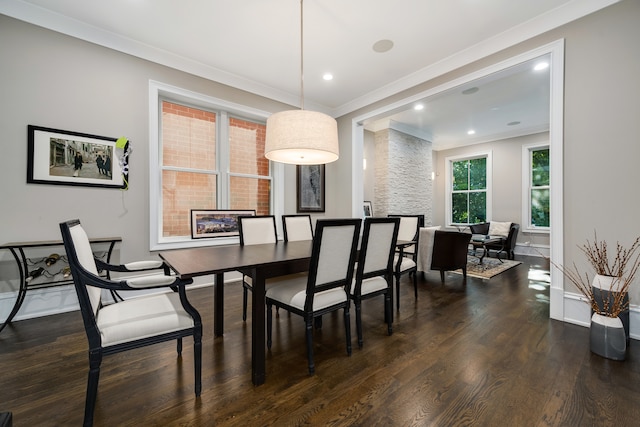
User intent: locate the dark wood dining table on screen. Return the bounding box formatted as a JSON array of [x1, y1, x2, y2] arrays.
[[158, 240, 312, 386]]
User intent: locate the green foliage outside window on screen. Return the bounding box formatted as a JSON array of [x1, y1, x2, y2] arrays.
[[451, 157, 486, 224], [531, 148, 550, 227]]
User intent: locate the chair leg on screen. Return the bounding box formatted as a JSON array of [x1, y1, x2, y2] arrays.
[[242, 287, 248, 321], [344, 306, 352, 356], [413, 271, 418, 299], [355, 299, 363, 348], [267, 303, 273, 349], [177, 337, 183, 355], [440, 270, 445, 283], [84, 349, 102, 427], [305, 318, 315, 375], [384, 293, 393, 336], [395, 274, 401, 311], [314, 316, 323, 329], [194, 330, 202, 397]]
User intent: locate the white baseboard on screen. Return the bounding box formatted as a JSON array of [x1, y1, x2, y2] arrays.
[[0, 271, 241, 324], [515, 243, 549, 257], [562, 290, 640, 340], [0, 284, 80, 323]]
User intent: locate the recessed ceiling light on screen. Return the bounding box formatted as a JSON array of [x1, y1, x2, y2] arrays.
[[323, 73, 333, 81], [507, 121, 521, 126], [467, 130, 476, 135], [372, 39, 394, 53], [414, 104, 424, 111], [462, 87, 479, 95], [534, 62, 549, 71]]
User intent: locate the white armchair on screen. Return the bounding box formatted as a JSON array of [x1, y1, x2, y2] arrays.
[[59, 219, 202, 427]]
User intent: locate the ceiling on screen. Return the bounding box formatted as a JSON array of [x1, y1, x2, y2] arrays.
[[1, 0, 619, 148], [364, 54, 552, 150]]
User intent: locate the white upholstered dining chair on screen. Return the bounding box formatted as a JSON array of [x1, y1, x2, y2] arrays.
[[238, 215, 278, 321], [388, 214, 424, 310], [59, 219, 202, 427], [265, 218, 361, 375], [282, 214, 313, 242], [350, 217, 400, 348]]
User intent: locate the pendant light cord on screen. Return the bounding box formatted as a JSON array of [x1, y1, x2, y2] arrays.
[[300, 0, 304, 110]]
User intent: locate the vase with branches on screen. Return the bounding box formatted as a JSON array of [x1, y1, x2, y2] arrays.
[[553, 232, 640, 360], [558, 233, 640, 317]]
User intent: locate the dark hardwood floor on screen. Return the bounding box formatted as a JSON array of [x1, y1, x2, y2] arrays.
[[2, 255, 640, 426]]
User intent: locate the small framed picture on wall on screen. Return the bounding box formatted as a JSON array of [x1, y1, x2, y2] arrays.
[[363, 201, 373, 218], [296, 164, 325, 212]]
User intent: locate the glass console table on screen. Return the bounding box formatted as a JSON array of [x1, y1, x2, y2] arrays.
[[0, 237, 121, 333]]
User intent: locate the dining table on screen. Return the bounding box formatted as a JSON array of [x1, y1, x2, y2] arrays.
[[158, 237, 413, 385], [158, 240, 312, 386]]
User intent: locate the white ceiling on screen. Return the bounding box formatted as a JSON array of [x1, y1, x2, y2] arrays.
[[1, 0, 619, 147]]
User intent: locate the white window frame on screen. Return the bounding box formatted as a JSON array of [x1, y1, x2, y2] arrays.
[[148, 80, 284, 251], [521, 142, 550, 233], [445, 151, 492, 227]]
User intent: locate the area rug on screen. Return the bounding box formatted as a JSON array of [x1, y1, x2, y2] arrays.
[[452, 256, 522, 279]]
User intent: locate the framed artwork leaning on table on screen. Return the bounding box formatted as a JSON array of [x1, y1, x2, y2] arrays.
[[190, 209, 256, 239]]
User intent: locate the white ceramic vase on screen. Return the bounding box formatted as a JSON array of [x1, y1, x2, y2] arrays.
[[591, 274, 630, 341], [590, 312, 626, 360]]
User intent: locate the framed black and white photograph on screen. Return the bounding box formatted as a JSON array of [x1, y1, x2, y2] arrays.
[[363, 201, 373, 217], [297, 164, 325, 213], [27, 125, 125, 189], [190, 209, 256, 239]]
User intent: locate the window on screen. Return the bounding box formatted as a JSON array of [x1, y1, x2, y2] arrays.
[[149, 81, 282, 250], [523, 144, 550, 231], [445, 153, 492, 226]]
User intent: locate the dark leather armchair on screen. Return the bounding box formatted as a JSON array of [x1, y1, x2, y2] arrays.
[[469, 222, 520, 260], [430, 231, 472, 282]]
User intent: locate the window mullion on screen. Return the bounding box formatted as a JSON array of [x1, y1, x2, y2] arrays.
[[219, 111, 229, 208]]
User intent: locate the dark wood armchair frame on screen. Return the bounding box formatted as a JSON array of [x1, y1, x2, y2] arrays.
[[60, 219, 202, 427]]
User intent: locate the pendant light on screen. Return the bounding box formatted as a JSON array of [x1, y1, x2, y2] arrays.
[[264, 0, 339, 165]]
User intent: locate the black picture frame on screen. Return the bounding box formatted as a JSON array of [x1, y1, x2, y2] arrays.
[[27, 125, 125, 189], [296, 164, 325, 213], [190, 209, 256, 239], [363, 201, 373, 217]]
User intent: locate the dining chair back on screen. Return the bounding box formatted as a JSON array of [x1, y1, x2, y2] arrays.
[[238, 215, 278, 321], [350, 217, 400, 347], [388, 214, 424, 311], [60, 219, 202, 427], [238, 215, 278, 245], [388, 214, 424, 254], [265, 218, 361, 375], [282, 214, 313, 242]]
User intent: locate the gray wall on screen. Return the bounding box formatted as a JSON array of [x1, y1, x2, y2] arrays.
[[0, 14, 293, 263]]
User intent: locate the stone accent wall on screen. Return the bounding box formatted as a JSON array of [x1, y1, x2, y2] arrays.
[[374, 128, 433, 224]]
